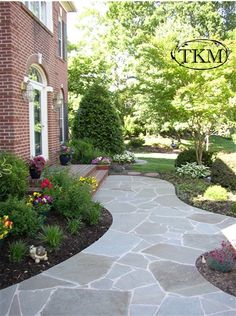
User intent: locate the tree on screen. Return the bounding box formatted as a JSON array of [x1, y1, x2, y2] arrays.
[[73, 83, 124, 155]]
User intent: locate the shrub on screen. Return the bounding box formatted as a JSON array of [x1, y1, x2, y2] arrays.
[[0, 198, 42, 237], [112, 151, 136, 164], [70, 138, 105, 164], [53, 178, 95, 220], [73, 83, 124, 155], [175, 149, 214, 168], [9, 240, 27, 263], [67, 219, 82, 235], [203, 185, 228, 201], [0, 152, 28, 201], [85, 202, 101, 225], [176, 162, 210, 179], [211, 153, 236, 189], [128, 137, 145, 148], [40, 225, 63, 250]]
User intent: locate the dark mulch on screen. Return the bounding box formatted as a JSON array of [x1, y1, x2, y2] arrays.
[[0, 208, 112, 290], [196, 253, 236, 297]]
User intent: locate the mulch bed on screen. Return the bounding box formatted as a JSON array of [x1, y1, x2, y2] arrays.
[[196, 253, 236, 297], [0, 208, 112, 290], [131, 145, 179, 154]]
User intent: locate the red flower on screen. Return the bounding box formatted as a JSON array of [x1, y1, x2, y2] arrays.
[[41, 178, 53, 190]]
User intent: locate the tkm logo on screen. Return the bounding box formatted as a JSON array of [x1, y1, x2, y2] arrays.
[[171, 39, 230, 70]]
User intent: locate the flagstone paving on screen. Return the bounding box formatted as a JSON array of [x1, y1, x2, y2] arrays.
[[1, 175, 236, 315]]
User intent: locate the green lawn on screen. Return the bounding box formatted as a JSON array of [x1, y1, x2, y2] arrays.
[[209, 135, 236, 153], [133, 157, 175, 173]]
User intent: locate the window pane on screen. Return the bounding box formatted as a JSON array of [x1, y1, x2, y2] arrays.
[[41, 1, 47, 24], [30, 1, 40, 19], [33, 90, 42, 156], [28, 67, 42, 83]]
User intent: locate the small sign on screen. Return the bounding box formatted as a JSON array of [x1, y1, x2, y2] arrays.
[[222, 224, 236, 250], [171, 39, 230, 70]]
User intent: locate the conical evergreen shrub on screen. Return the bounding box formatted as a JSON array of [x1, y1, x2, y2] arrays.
[[73, 83, 124, 154]]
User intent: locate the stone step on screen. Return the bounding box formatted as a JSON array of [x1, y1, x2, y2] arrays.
[[90, 169, 109, 191], [67, 164, 97, 177]]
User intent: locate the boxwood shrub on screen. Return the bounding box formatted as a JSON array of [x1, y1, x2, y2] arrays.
[[175, 148, 214, 168], [211, 153, 236, 189]]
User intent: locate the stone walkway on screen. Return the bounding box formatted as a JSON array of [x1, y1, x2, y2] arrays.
[[1, 175, 236, 316]]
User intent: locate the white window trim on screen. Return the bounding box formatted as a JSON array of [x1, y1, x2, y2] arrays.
[[59, 101, 65, 144], [58, 15, 63, 58], [23, 1, 53, 33], [28, 65, 49, 160]]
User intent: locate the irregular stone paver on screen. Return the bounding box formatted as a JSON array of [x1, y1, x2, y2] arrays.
[[130, 304, 158, 316], [19, 289, 52, 315], [188, 213, 225, 224], [118, 253, 149, 269], [143, 243, 202, 264], [132, 284, 165, 305], [156, 296, 203, 315], [135, 222, 167, 235], [150, 260, 217, 296], [2, 175, 236, 316], [0, 285, 17, 316], [41, 289, 130, 316], [9, 295, 21, 316], [19, 274, 75, 290], [183, 233, 225, 251], [45, 253, 115, 285], [114, 269, 156, 290]]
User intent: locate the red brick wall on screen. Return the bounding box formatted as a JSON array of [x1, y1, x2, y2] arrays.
[[0, 1, 68, 163]]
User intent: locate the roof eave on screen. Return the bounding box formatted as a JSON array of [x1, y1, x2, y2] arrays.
[[60, 2, 77, 12]]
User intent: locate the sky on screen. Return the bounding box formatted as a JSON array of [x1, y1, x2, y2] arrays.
[[67, 1, 107, 43]]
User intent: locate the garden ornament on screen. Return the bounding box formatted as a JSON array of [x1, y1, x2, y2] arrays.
[[30, 245, 48, 263]]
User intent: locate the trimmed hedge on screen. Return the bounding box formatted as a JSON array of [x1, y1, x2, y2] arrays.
[[175, 148, 214, 168], [211, 153, 236, 189], [73, 83, 124, 155]]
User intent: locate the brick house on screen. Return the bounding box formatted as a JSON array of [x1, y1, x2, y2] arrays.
[[0, 1, 76, 163]]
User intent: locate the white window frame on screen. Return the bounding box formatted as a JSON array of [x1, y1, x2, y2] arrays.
[[23, 1, 53, 32], [58, 15, 63, 58], [59, 99, 65, 144], [28, 65, 49, 160]]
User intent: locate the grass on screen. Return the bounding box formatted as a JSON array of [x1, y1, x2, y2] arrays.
[[144, 134, 236, 153], [133, 157, 175, 173]]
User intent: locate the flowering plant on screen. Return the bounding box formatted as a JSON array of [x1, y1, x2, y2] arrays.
[[176, 162, 210, 179], [0, 215, 13, 240], [79, 176, 98, 192], [59, 144, 72, 156], [41, 178, 53, 190], [206, 241, 236, 272], [91, 157, 111, 165], [28, 192, 53, 214], [112, 151, 135, 164], [29, 156, 46, 172]]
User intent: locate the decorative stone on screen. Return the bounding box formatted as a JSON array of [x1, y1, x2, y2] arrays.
[[30, 245, 48, 263], [132, 284, 165, 305], [135, 222, 167, 235], [127, 171, 142, 175]]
